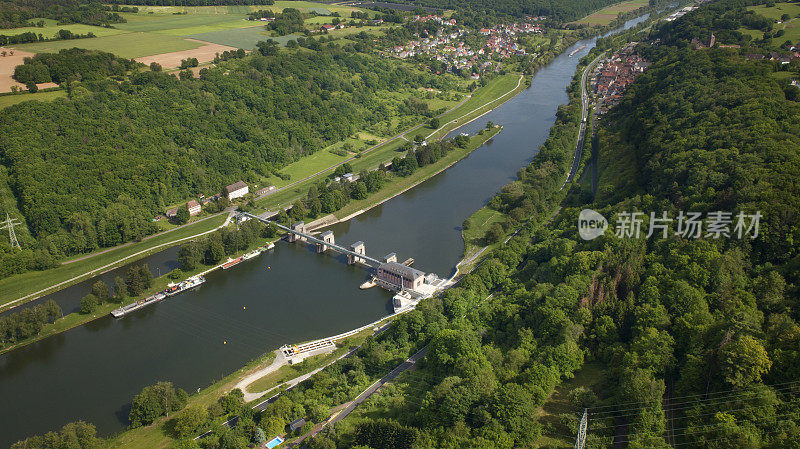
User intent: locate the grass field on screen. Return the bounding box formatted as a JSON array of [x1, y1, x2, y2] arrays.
[[115, 12, 255, 35], [0, 90, 66, 109], [10, 31, 202, 58], [747, 2, 800, 46], [0, 23, 126, 38], [185, 26, 269, 49], [572, 0, 649, 25]]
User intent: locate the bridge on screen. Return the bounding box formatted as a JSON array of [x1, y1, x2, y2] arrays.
[[237, 212, 383, 267]]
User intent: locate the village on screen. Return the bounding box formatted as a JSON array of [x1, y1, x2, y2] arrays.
[[590, 42, 649, 114], [386, 15, 544, 77]]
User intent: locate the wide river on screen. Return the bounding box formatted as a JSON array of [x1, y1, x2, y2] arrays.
[[0, 15, 648, 446]]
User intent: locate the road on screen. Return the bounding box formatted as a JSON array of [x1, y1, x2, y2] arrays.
[[295, 346, 429, 446], [561, 51, 605, 190]]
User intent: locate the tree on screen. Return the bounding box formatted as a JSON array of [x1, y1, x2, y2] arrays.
[[91, 280, 110, 302], [140, 264, 154, 289], [179, 69, 193, 80], [172, 405, 208, 438], [485, 222, 505, 243], [253, 427, 267, 445], [261, 415, 285, 437], [26, 82, 37, 93], [175, 205, 190, 224], [150, 62, 162, 72], [129, 382, 188, 428], [205, 239, 225, 264], [114, 275, 127, 302], [178, 242, 201, 271], [126, 265, 145, 296], [80, 293, 100, 314], [719, 335, 772, 388]]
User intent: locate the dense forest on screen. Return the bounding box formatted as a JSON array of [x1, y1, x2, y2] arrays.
[[393, 0, 654, 23], [0, 0, 125, 28], [0, 43, 460, 279]]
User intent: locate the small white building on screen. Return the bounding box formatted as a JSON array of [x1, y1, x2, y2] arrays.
[[224, 181, 249, 200], [187, 200, 202, 216]]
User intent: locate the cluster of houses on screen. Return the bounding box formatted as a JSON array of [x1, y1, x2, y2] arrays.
[[591, 43, 649, 114], [411, 14, 457, 26], [386, 21, 542, 76], [164, 181, 250, 221]]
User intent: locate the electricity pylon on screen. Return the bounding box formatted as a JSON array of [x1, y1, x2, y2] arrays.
[[575, 409, 588, 449], [0, 213, 21, 249]]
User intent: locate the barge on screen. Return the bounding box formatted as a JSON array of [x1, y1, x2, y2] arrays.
[[111, 275, 206, 318]]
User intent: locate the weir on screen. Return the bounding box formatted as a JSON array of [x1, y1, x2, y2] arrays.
[[238, 212, 383, 267]]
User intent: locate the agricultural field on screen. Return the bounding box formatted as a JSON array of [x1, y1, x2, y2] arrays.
[[571, 0, 649, 26], [0, 90, 66, 109], [3, 1, 371, 64], [8, 32, 202, 59], [0, 22, 126, 39]]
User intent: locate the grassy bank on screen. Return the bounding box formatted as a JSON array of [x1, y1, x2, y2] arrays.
[[106, 351, 278, 449], [334, 125, 503, 220], [0, 214, 228, 308]]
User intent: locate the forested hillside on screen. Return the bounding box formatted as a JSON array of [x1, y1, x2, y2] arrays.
[[393, 0, 651, 22], [0, 45, 459, 278]]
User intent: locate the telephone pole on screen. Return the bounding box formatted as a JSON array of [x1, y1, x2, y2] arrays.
[[0, 213, 21, 249], [575, 409, 588, 449]]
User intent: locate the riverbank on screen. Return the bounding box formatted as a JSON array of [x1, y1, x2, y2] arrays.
[[0, 235, 281, 356], [0, 213, 230, 310], [309, 125, 505, 230]]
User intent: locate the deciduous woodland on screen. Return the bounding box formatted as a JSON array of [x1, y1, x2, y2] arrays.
[[0, 46, 461, 277]]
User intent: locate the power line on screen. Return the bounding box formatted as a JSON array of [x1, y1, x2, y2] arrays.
[[0, 213, 21, 249], [588, 384, 800, 422], [587, 379, 800, 414]]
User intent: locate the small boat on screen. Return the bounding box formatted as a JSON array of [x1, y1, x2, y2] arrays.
[[222, 257, 243, 269], [360, 278, 377, 289]]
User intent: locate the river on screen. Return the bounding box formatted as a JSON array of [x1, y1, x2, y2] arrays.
[[0, 14, 648, 446]]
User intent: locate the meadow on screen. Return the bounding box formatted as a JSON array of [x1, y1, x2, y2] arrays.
[[571, 0, 649, 26], [0, 90, 66, 109]]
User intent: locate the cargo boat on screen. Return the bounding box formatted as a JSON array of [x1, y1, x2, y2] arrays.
[[222, 257, 243, 269], [111, 275, 206, 318], [569, 45, 586, 57]]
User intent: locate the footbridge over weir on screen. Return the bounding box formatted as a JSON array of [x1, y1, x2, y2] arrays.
[[237, 212, 383, 267]]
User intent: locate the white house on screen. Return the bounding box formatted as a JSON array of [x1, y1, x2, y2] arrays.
[[224, 181, 249, 200]]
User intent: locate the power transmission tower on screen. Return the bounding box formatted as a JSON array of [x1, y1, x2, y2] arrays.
[[0, 213, 21, 249], [575, 409, 588, 449]]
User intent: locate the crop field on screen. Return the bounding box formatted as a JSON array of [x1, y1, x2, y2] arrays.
[[0, 23, 126, 39], [115, 12, 255, 35], [186, 26, 270, 49], [9, 32, 202, 58], [571, 0, 649, 25]]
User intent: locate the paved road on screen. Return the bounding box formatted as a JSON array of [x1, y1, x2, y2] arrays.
[[296, 346, 429, 445], [561, 52, 605, 190]]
